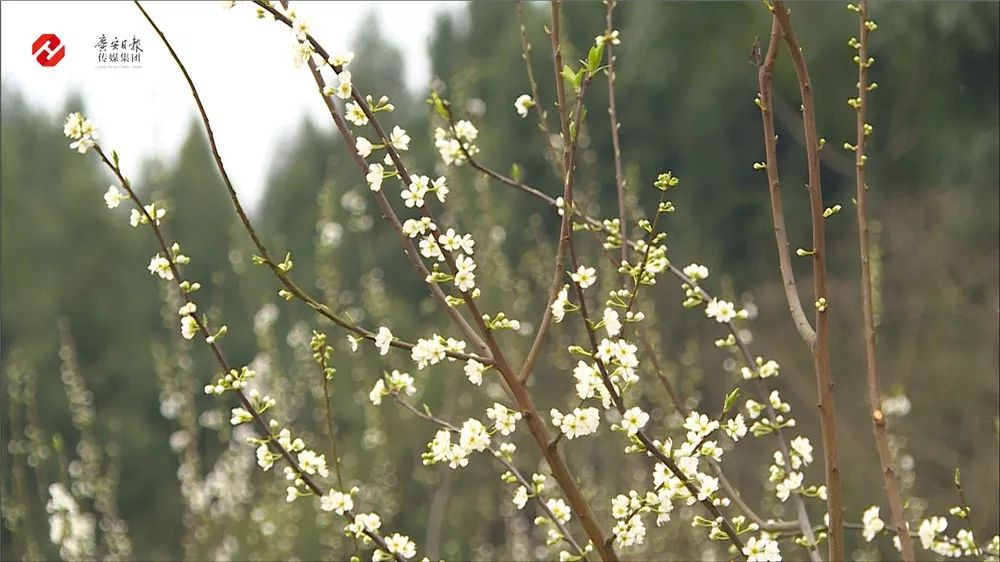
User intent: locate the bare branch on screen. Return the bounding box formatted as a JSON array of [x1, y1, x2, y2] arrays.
[[849, 1, 916, 559]]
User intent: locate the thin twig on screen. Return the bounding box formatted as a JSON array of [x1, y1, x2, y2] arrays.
[[516, 0, 561, 171], [317, 348, 359, 558], [849, 1, 915, 559], [561, 204, 747, 557], [515, 0, 581, 386], [390, 394, 588, 559], [135, 1, 486, 365], [603, 0, 629, 270], [92, 144, 402, 560]]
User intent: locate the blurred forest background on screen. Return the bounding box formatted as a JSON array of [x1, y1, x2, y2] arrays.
[[2, 2, 998, 560]]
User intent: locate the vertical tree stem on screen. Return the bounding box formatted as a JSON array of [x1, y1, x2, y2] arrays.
[[851, 1, 916, 559]]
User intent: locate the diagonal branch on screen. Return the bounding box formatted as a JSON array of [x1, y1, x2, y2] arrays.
[[390, 394, 587, 559], [135, 1, 487, 365], [92, 144, 402, 560]]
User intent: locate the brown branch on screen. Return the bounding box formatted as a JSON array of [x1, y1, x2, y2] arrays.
[[603, 0, 628, 269], [514, 0, 579, 386], [850, 1, 915, 559], [516, 0, 561, 171], [756, 16, 817, 348], [518, 0, 586, 386], [771, 5, 845, 560]]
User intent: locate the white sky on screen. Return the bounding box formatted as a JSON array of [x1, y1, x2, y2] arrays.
[[1, 1, 455, 209]]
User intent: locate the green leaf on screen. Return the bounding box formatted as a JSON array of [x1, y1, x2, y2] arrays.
[[723, 388, 741, 414], [427, 91, 450, 120], [587, 43, 605, 76], [511, 163, 523, 183], [561, 65, 578, 88]]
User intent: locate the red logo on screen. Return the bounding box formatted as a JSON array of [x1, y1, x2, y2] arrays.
[[33, 34, 65, 67]]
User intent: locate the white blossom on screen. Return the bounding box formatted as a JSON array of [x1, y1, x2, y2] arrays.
[[297, 449, 329, 477], [512, 486, 529, 509], [620, 407, 649, 435], [374, 326, 393, 356], [292, 41, 314, 68], [789, 436, 814, 466], [431, 176, 449, 203], [129, 204, 166, 227], [464, 359, 485, 385], [486, 403, 522, 436], [595, 30, 621, 47], [334, 70, 353, 100], [453, 120, 478, 141], [546, 498, 572, 524], [369, 379, 387, 405], [366, 163, 384, 192], [389, 126, 410, 151], [572, 361, 602, 400], [147, 253, 174, 280], [603, 307, 622, 337], [180, 315, 199, 340], [459, 419, 490, 452], [345, 512, 381, 537], [775, 471, 803, 502], [329, 51, 354, 68], [705, 298, 737, 323], [345, 101, 368, 126], [230, 407, 252, 425], [320, 490, 353, 515], [402, 217, 436, 238], [919, 516, 947, 550], [683, 263, 709, 282], [862, 505, 885, 542], [356, 136, 373, 158], [571, 265, 597, 289], [742, 535, 781, 562], [104, 185, 126, 209], [514, 94, 534, 118], [551, 285, 571, 322], [384, 533, 417, 559]]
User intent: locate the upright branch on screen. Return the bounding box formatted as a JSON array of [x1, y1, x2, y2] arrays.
[[848, 1, 916, 559], [516, 0, 561, 169], [602, 0, 628, 268], [517, 0, 587, 384], [755, 18, 816, 348], [764, 4, 846, 559]]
